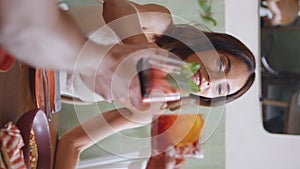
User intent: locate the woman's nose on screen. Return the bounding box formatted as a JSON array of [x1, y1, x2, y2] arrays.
[[200, 72, 210, 90], [200, 71, 226, 90]]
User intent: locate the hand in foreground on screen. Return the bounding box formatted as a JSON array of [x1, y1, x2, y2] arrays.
[[79, 42, 168, 123], [80, 43, 165, 101]]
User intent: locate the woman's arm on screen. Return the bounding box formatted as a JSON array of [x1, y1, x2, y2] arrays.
[[0, 0, 97, 74], [0, 0, 155, 74], [54, 101, 164, 169], [54, 108, 143, 169], [0, 0, 162, 102]]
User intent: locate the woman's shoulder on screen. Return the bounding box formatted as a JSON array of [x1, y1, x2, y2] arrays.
[[133, 3, 173, 35], [132, 2, 170, 14]]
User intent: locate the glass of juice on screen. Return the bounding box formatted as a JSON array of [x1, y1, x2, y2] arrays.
[[150, 114, 205, 160], [136, 55, 200, 103]]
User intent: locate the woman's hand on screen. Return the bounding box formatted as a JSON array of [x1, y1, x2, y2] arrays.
[[146, 152, 186, 169], [80, 43, 168, 105], [89, 44, 151, 101]]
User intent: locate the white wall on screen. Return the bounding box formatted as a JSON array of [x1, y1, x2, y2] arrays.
[[225, 0, 300, 169]]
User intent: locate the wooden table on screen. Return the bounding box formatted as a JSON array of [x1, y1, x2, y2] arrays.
[[0, 62, 59, 169]]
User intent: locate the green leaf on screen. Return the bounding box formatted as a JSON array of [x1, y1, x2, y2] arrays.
[[165, 62, 201, 93], [201, 15, 217, 26], [198, 0, 211, 13], [187, 62, 201, 74], [188, 79, 200, 92]]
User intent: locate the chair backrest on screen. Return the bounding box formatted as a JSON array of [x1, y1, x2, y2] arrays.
[[16, 109, 52, 169], [284, 90, 300, 134], [261, 29, 300, 79]]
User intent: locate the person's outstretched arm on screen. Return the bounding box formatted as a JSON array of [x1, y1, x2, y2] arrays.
[[0, 0, 162, 102], [54, 108, 133, 169], [0, 0, 96, 73], [55, 101, 162, 169], [0, 0, 149, 74]]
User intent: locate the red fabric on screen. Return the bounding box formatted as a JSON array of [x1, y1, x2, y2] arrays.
[[0, 48, 15, 72], [35, 69, 55, 114], [0, 122, 27, 169]]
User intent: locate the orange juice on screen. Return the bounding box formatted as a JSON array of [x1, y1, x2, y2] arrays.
[[151, 114, 204, 158]]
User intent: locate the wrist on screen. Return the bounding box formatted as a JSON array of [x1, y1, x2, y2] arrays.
[[102, 108, 137, 132], [75, 41, 114, 76]]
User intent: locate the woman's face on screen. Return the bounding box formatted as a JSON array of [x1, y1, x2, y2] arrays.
[[184, 50, 250, 98]]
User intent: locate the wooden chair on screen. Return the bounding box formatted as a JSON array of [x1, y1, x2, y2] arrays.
[[260, 52, 300, 133], [284, 90, 300, 134], [260, 26, 300, 126]]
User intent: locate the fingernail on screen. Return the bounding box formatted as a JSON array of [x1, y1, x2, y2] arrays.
[[155, 49, 169, 58]]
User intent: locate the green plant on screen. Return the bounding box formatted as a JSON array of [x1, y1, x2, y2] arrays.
[[198, 0, 217, 26], [166, 62, 201, 93]]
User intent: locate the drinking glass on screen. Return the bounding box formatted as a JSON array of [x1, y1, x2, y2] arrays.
[[150, 114, 205, 160], [136, 55, 200, 103]]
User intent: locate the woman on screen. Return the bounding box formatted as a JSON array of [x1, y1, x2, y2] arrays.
[[55, 0, 255, 168], [64, 0, 255, 107], [115, 1, 255, 108]]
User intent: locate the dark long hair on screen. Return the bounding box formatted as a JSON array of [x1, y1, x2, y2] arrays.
[[155, 24, 256, 108]]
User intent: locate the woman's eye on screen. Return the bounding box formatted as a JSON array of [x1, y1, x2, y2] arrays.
[[217, 85, 222, 95]]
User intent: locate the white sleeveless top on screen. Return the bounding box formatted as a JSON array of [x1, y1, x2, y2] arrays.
[[60, 5, 121, 103]]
